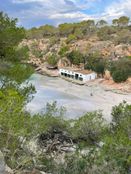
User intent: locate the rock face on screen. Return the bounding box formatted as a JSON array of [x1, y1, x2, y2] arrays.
[[22, 38, 131, 70], [57, 57, 71, 68], [21, 37, 131, 79], [104, 70, 111, 80], [114, 44, 131, 57]]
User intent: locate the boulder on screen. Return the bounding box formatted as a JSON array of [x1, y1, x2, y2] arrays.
[[104, 70, 111, 80]]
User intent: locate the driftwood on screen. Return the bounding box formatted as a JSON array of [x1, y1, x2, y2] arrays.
[[38, 129, 74, 153]]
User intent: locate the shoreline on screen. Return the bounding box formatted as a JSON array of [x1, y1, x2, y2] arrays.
[[29, 57, 131, 94], [28, 73, 131, 122], [36, 68, 131, 94]]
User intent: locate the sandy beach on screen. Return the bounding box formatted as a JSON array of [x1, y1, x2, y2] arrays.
[[27, 74, 131, 122]]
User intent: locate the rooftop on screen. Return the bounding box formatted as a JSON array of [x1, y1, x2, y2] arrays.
[[60, 67, 95, 75], [76, 70, 94, 75]]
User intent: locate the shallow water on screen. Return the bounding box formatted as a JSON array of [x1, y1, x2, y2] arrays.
[[26, 74, 96, 119]]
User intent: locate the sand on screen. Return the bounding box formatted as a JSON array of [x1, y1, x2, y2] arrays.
[[27, 74, 131, 122]]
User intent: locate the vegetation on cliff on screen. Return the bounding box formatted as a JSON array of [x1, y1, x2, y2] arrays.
[[0, 11, 131, 174], [26, 16, 130, 43], [25, 15, 131, 83]]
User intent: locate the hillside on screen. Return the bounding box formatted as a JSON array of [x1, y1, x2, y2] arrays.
[[23, 17, 131, 65], [23, 37, 131, 67], [21, 16, 131, 92]]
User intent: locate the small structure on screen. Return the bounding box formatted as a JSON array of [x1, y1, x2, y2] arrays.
[[59, 68, 97, 83]]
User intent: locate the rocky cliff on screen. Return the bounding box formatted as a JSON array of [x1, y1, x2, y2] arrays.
[[22, 37, 131, 72]]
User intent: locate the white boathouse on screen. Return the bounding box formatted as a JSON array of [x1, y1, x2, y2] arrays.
[[59, 68, 97, 83]]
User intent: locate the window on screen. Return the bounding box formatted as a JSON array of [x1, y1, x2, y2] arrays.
[[79, 77, 83, 81], [75, 73, 79, 80]]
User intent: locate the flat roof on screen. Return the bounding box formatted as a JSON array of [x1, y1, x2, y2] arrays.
[[60, 68, 95, 75], [76, 70, 94, 75], [60, 67, 78, 71]]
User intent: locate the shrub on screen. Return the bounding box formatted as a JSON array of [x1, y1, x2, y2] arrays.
[[100, 102, 131, 174], [52, 154, 90, 174], [58, 46, 69, 57], [66, 34, 77, 44], [72, 111, 106, 145], [110, 58, 131, 83], [49, 36, 60, 46], [67, 50, 84, 65], [111, 101, 131, 129], [74, 28, 84, 39], [84, 54, 107, 76], [112, 69, 128, 83], [97, 26, 114, 41], [47, 54, 58, 66], [34, 50, 43, 58]]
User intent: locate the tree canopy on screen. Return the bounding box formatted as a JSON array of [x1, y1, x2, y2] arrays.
[[0, 11, 33, 84]]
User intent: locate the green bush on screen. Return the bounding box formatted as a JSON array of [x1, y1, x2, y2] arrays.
[[58, 46, 69, 57], [74, 28, 84, 39], [67, 50, 84, 65], [84, 53, 107, 76], [32, 49, 43, 58], [66, 34, 77, 44], [112, 69, 128, 83], [47, 54, 58, 66], [110, 58, 131, 83], [52, 154, 90, 174], [72, 111, 106, 145], [97, 26, 114, 41]]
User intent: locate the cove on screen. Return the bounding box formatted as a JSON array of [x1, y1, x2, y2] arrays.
[[26, 73, 96, 119], [26, 73, 131, 121]]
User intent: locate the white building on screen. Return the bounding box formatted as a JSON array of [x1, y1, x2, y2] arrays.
[[59, 68, 97, 83]]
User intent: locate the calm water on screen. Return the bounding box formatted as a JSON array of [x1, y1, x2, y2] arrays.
[[26, 73, 96, 119]]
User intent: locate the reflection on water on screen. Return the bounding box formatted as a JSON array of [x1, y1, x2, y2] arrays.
[[26, 74, 95, 119]]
